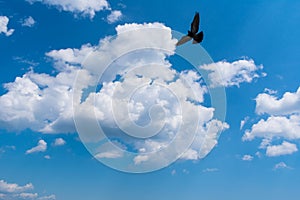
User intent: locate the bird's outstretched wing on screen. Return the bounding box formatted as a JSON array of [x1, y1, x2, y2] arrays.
[[190, 12, 200, 34], [193, 31, 204, 44], [176, 35, 192, 46]]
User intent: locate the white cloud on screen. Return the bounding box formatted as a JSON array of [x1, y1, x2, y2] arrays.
[[27, 0, 110, 18], [17, 192, 38, 199], [242, 154, 253, 161], [13, 57, 39, 67], [37, 195, 56, 200], [201, 59, 265, 88], [185, 120, 229, 160], [273, 162, 292, 170], [0, 16, 14, 36], [264, 88, 277, 95], [256, 87, 300, 115], [171, 169, 176, 175], [180, 149, 198, 160], [0, 23, 174, 135], [255, 151, 262, 158], [0, 22, 229, 170], [0, 22, 175, 133], [266, 141, 298, 157], [0, 180, 33, 193], [243, 115, 300, 141], [94, 141, 125, 159], [95, 151, 123, 159], [53, 138, 66, 146], [0, 145, 16, 155], [243, 87, 300, 142], [244, 87, 300, 157], [44, 155, 51, 159], [259, 138, 271, 149], [21, 16, 36, 27], [0, 68, 79, 133], [240, 116, 249, 130], [133, 155, 149, 165], [107, 10, 122, 24], [0, 180, 55, 200], [202, 168, 219, 173], [26, 140, 47, 154], [46, 44, 94, 71]]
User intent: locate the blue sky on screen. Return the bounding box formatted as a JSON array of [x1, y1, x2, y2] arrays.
[[1, 0, 300, 199]]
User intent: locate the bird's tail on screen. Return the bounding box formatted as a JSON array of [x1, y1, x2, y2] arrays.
[[193, 31, 204, 44]]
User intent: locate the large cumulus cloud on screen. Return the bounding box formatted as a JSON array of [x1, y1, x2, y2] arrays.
[[0, 22, 230, 169]]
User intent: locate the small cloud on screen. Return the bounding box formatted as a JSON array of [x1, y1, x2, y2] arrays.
[[53, 138, 66, 146], [117, 3, 126, 9], [242, 154, 253, 161], [266, 141, 298, 157], [0, 16, 14, 36], [180, 149, 198, 160], [202, 168, 219, 173], [27, 0, 110, 19], [17, 192, 38, 199], [21, 16, 36, 27], [38, 194, 56, 200], [264, 88, 277, 95], [26, 140, 47, 154], [133, 155, 149, 165], [107, 10, 122, 24], [0, 179, 55, 199], [276, 75, 283, 80], [95, 151, 123, 159], [182, 169, 189, 174], [0, 180, 33, 193], [240, 116, 249, 130], [201, 59, 265, 88], [13, 56, 39, 67], [273, 162, 293, 171], [171, 169, 176, 175], [0, 145, 16, 154], [44, 155, 51, 159], [259, 138, 271, 149], [255, 151, 263, 158], [255, 87, 300, 115]]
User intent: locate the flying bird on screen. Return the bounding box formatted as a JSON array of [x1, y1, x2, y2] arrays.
[[176, 12, 204, 46]]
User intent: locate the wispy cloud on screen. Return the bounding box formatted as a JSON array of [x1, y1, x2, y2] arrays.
[[202, 168, 219, 173], [242, 154, 253, 161], [240, 116, 249, 130], [0, 179, 55, 199], [26, 140, 47, 154], [27, 0, 110, 18], [0, 145, 16, 155], [21, 16, 36, 27], [273, 162, 293, 171], [107, 10, 122, 24], [53, 138, 66, 146], [0, 180, 33, 193], [171, 169, 176, 175]]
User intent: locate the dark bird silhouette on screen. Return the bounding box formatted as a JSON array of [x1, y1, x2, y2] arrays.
[[176, 12, 204, 46]]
